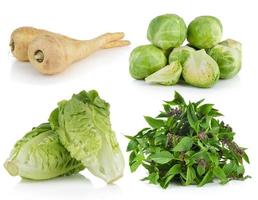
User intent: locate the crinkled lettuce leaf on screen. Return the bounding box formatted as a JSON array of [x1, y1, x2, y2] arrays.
[[4, 123, 84, 180], [49, 90, 124, 183]]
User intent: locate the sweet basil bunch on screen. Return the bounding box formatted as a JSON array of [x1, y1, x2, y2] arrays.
[[127, 92, 250, 188]]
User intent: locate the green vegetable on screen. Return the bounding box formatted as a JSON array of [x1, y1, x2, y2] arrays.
[[220, 39, 241, 51], [129, 45, 167, 80], [127, 92, 250, 188], [49, 90, 124, 183], [145, 61, 182, 86], [187, 16, 222, 49], [169, 46, 196, 65], [4, 123, 84, 180], [147, 14, 187, 50], [129, 14, 241, 87], [208, 39, 242, 79], [182, 49, 220, 88]]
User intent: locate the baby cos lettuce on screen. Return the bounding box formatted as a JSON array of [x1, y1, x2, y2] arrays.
[[4, 123, 84, 180], [49, 90, 124, 183]]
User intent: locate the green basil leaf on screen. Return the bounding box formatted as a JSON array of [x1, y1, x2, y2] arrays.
[[127, 139, 138, 151], [144, 116, 164, 128], [166, 91, 186, 106], [173, 137, 193, 152], [162, 164, 182, 188], [199, 169, 213, 186], [187, 103, 199, 133], [161, 175, 173, 189], [208, 152, 219, 166], [164, 164, 182, 178], [197, 163, 206, 176], [149, 151, 174, 164], [195, 99, 205, 106], [130, 152, 144, 172], [236, 165, 245, 176], [198, 104, 214, 115], [186, 166, 196, 185], [154, 135, 167, 146], [163, 104, 171, 113], [223, 161, 236, 176], [243, 152, 250, 164], [146, 172, 159, 184], [173, 91, 186, 105], [213, 166, 227, 183]]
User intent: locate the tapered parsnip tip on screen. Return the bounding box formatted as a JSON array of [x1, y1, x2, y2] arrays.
[[101, 32, 125, 43], [109, 32, 125, 37], [4, 160, 19, 176], [115, 32, 125, 38], [103, 40, 131, 49]]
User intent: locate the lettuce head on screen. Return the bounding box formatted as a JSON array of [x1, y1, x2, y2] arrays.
[[4, 123, 84, 180], [49, 90, 124, 183]]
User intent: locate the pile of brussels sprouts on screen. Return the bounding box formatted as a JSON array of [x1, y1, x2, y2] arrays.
[[129, 14, 242, 88]]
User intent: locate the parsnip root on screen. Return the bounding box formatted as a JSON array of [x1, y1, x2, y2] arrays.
[[27, 31, 130, 75], [10, 27, 130, 74]]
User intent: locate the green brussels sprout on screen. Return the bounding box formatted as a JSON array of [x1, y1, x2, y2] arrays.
[[168, 46, 195, 65], [187, 16, 223, 49], [220, 39, 241, 51], [145, 61, 182, 86], [129, 45, 167, 80], [208, 39, 242, 79], [147, 14, 187, 50], [183, 49, 220, 88]]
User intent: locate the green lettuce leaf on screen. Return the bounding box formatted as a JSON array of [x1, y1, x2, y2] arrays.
[[4, 123, 84, 180], [49, 90, 124, 183]]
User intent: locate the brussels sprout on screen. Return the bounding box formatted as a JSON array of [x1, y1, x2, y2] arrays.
[[220, 39, 241, 51], [187, 16, 223, 49], [145, 61, 182, 86], [147, 14, 187, 50], [208, 39, 241, 79], [168, 46, 195, 65], [183, 49, 220, 88], [129, 45, 167, 80]]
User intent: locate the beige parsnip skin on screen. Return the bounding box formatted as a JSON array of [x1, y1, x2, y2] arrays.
[[28, 32, 130, 75], [10, 27, 52, 61]]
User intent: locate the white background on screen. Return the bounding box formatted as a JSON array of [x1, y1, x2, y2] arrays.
[[0, 0, 257, 199]]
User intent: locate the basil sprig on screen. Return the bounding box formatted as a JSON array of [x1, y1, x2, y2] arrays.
[[127, 92, 250, 188]]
